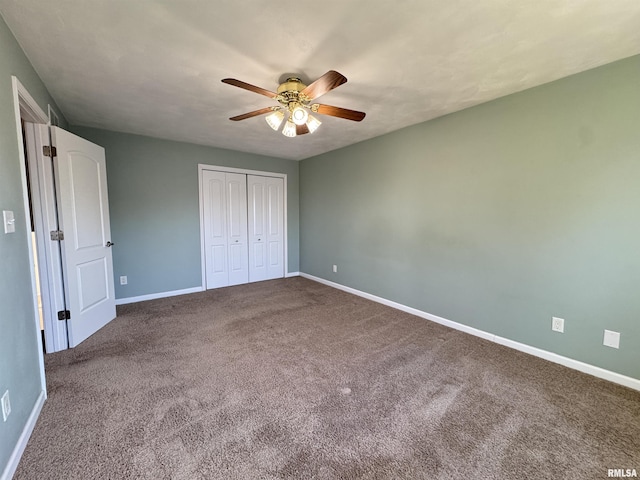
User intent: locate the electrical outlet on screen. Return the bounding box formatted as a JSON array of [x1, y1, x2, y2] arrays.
[[1, 390, 10, 422], [552, 317, 564, 333], [332, 265, 337, 273], [603, 330, 620, 349], [120, 276, 128, 285]]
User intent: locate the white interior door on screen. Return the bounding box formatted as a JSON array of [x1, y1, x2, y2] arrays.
[[225, 173, 248, 286], [47, 126, 116, 347], [202, 171, 249, 288], [248, 176, 268, 282], [248, 175, 284, 281], [264, 176, 284, 280], [202, 170, 229, 289]]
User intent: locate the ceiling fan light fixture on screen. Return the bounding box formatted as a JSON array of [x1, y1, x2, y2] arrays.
[[222, 71, 365, 138], [290, 105, 309, 126], [282, 119, 297, 137], [306, 114, 321, 134], [265, 110, 284, 130]]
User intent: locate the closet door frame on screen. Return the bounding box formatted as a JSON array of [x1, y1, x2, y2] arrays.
[[198, 164, 288, 289]]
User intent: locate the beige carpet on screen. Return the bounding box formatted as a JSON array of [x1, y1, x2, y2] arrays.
[[15, 277, 640, 479]]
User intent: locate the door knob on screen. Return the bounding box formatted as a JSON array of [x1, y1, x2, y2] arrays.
[[106, 241, 115, 247]]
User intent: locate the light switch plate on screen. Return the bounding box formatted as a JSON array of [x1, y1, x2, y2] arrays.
[[603, 330, 620, 349], [3, 210, 16, 234], [1, 390, 10, 422]]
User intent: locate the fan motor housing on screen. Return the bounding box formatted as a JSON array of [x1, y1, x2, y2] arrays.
[[277, 77, 307, 94]]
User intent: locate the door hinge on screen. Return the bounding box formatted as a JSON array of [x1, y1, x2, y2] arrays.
[[43, 145, 57, 157], [50, 230, 64, 241], [57, 310, 71, 321]]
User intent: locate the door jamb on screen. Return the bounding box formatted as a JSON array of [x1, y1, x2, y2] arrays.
[[11, 76, 50, 392], [15, 83, 69, 354], [198, 164, 288, 290], [24, 124, 69, 352]]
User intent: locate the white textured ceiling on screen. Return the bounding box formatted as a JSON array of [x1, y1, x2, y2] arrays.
[[1, 1, 639, 160]]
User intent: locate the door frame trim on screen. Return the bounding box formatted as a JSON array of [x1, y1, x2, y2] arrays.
[[24, 124, 69, 353], [198, 164, 288, 289], [11, 76, 49, 392]]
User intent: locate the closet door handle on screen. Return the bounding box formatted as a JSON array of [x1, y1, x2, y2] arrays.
[[106, 241, 115, 247]]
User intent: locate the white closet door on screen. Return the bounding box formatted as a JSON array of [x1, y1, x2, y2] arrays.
[[248, 175, 284, 281], [265, 176, 284, 279], [226, 173, 249, 286], [248, 177, 268, 282], [202, 170, 229, 289], [202, 171, 249, 288]]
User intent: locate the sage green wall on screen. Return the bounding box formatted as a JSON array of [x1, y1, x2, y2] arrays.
[[0, 15, 67, 474], [300, 56, 640, 380], [70, 127, 300, 300]]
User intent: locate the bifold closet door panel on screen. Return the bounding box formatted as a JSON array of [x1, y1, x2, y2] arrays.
[[248, 175, 284, 281], [202, 171, 249, 288], [248, 177, 268, 282], [202, 170, 230, 289], [265, 176, 284, 280], [226, 173, 249, 286]]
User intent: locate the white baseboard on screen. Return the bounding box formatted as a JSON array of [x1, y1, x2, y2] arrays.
[[1, 390, 46, 480], [116, 277, 303, 305], [300, 273, 640, 392], [115, 286, 204, 305]]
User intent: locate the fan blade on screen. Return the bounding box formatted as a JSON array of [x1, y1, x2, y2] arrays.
[[296, 124, 310, 135], [300, 70, 347, 101], [229, 107, 275, 121], [314, 104, 366, 122], [222, 78, 277, 99]]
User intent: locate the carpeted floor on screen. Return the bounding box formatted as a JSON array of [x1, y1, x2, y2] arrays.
[[14, 277, 640, 479]]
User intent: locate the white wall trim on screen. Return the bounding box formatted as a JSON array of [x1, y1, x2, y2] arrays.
[[1, 390, 45, 480], [197, 164, 288, 178], [12, 76, 49, 390], [47, 104, 60, 126], [12, 76, 48, 123], [300, 273, 640, 392], [24, 124, 69, 353], [198, 164, 289, 291], [285, 271, 300, 278], [115, 286, 204, 305]]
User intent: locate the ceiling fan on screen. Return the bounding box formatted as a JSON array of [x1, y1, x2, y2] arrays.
[[221, 70, 366, 138]]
